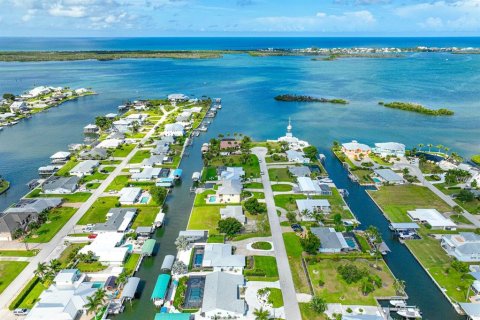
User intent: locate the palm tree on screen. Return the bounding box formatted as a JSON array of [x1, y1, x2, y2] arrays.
[[35, 262, 48, 281], [436, 144, 443, 153], [310, 295, 327, 313], [418, 143, 424, 152], [427, 144, 433, 152], [49, 259, 61, 273], [84, 295, 102, 317], [115, 271, 128, 287], [444, 147, 450, 157], [253, 307, 270, 320], [393, 279, 406, 295]]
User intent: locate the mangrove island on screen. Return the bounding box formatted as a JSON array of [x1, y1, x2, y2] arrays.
[[275, 94, 349, 104], [379, 101, 454, 116]]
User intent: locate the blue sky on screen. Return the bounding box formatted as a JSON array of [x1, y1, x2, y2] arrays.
[[1, 0, 480, 36]]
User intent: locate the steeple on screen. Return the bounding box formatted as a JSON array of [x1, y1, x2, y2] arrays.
[[286, 117, 292, 137]]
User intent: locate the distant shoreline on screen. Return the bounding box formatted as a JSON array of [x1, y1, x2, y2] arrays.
[[1, 46, 480, 62]]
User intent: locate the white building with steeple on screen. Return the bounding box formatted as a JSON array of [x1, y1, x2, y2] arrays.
[[274, 118, 310, 150]]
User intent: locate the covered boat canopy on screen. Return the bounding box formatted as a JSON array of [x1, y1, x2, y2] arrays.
[[151, 274, 171, 301], [161, 255, 175, 271], [121, 277, 140, 300], [155, 211, 165, 227], [142, 239, 156, 256], [154, 313, 191, 320]]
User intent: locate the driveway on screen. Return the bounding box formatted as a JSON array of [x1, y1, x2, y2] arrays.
[[252, 147, 302, 320], [244, 281, 285, 320]]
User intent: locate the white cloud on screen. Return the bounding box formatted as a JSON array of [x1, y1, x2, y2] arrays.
[[255, 10, 376, 32], [49, 4, 87, 18]]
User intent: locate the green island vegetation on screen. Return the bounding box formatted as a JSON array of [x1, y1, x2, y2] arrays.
[[472, 155, 480, 165], [379, 101, 454, 116], [274, 94, 348, 104], [0, 176, 10, 194], [369, 184, 475, 302], [315, 53, 403, 61]]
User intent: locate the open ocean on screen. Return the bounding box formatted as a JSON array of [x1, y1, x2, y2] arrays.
[[0, 37, 479, 319]]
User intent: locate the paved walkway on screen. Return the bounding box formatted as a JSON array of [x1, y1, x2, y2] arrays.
[[228, 236, 275, 257], [252, 147, 302, 320], [0, 106, 175, 314], [244, 281, 285, 320], [394, 163, 480, 227]]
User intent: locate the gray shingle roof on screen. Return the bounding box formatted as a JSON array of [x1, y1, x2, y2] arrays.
[[42, 176, 80, 193], [202, 272, 246, 315]]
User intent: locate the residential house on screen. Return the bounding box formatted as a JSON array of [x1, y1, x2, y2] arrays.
[[407, 208, 456, 230], [288, 166, 311, 177], [69, 160, 100, 177], [296, 199, 331, 218], [217, 179, 242, 203], [201, 272, 247, 318], [219, 167, 245, 181], [96, 138, 124, 149], [220, 206, 246, 224], [286, 149, 310, 164], [142, 155, 164, 167], [341, 140, 371, 156], [275, 119, 310, 150], [131, 167, 162, 181], [202, 243, 246, 272], [10, 101, 29, 113], [310, 227, 351, 253], [168, 93, 188, 102], [442, 232, 480, 262], [79, 147, 108, 160], [178, 230, 208, 243], [119, 187, 142, 205], [25, 269, 97, 320], [113, 119, 132, 133], [83, 124, 99, 134], [296, 177, 329, 195], [373, 142, 406, 157], [94, 208, 137, 233], [42, 176, 80, 194], [79, 232, 128, 265], [50, 151, 71, 164], [163, 123, 184, 137], [373, 169, 404, 185], [220, 138, 241, 150]]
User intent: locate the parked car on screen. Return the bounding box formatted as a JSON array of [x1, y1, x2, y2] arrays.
[[290, 223, 303, 232], [13, 308, 30, 316], [87, 233, 98, 239]]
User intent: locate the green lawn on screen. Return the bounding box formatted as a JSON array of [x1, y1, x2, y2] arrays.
[[129, 150, 151, 164], [26, 188, 92, 203], [300, 303, 325, 320], [267, 288, 284, 308], [207, 234, 225, 243], [307, 258, 397, 305], [271, 184, 293, 192], [26, 207, 77, 243], [125, 253, 141, 275], [112, 144, 136, 157], [55, 159, 79, 176], [131, 207, 160, 228], [435, 184, 480, 214], [283, 232, 310, 293], [101, 166, 115, 173], [350, 168, 374, 184], [193, 189, 217, 206], [0, 261, 29, 294], [244, 182, 263, 189], [0, 250, 38, 257], [78, 197, 119, 224], [86, 182, 101, 189], [9, 277, 45, 310], [187, 206, 222, 234], [244, 256, 279, 281], [251, 192, 265, 199], [82, 171, 108, 183], [77, 261, 108, 272], [450, 214, 473, 225], [369, 154, 392, 166], [268, 167, 295, 183], [208, 154, 260, 178], [201, 166, 218, 181], [251, 241, 272, 250], [105, 175, 130, 191]]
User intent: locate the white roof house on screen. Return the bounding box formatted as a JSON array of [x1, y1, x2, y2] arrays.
[[163, 123, 184, 137], [201, 272, 246, 318], [407, 209, 456, 230], [25, 269, 97, 320], [220, 206, 246, 224], [10, 101, 29, 113], [342, 140, 371, 154], [202, 243, 245, 270], [297, 177, 322, 194], [373, 169, 404, 184], [96, 138, 124, 149], [297, 199, 331, 214], [373, 142, 406, 157], [79, 232, 128, 264], [219, 167, 245, 180], [286, 149, 310, 163], [119, 187, 142, 205], [168, 93, 188, 101], [50, 151, 71, 161], [310, 227, 350, 253], [22, 86, 51, 98], [131, 167, 161, 181], [69, 160, 100, 177], [442, 232, 480, 262]]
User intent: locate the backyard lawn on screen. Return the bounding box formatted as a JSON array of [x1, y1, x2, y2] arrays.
[[0, 261, 29, 294], [128, 150, 151, 164], [307, 258, 397, 305], [201, 166, 218, 181], [193, 189, 217, 206], [268, 167, 295, 183], [105, 175, 130, 191], [208, 154, 260, 178], [271, 183, 293, 192], [55, 159, 79, 176], [131, 207, 160, 228], [125, 253, 141, 275], [12, 277, 45, 309], [244, 256, 279, 282], [283, 232, 310, 294], [112, 144, 136, 157], [78, 197, 119, 225], [26, 207, 77, 243], [26, 188, 91, 203], [82, 171, 108, 182], [244, 182, 263, 189], [187, 206, 222, 234], [0, 250, 38, 257]]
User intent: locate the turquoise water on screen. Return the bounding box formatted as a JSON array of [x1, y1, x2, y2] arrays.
[[140, 197, 149, 204], [0, 38, 478, 319], [123, 244, 134, 252]]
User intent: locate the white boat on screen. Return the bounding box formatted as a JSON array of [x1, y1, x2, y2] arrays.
[[397, 307, 422, 319], [390, 299, 407, 308]]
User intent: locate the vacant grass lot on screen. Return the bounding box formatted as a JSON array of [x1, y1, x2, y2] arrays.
[[283, 232, 310, 294], [112, 144, 136, 157], [27, 188, 92, 203], [268, 167, 295, 183], [0, 261, 29, 294], [201, 166, 218, 181], [131, 207, 160, 228], [26, 207, 77, 243], [307, 258, 397, 305], [78, 196, 119, 225], [369, 184, 471, 302], [244, 256, 279, 282], [105, 175, 130, 191], [128, 150, 151, 164], [187, 206, 222, 234], [82, 171, 108, 183], [271, 183, 293, 192]]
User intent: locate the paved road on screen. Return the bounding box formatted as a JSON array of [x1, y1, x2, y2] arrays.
[[0, 107, 175, 315], [252, 147, 302, 320], [394, 163, 480, 228]]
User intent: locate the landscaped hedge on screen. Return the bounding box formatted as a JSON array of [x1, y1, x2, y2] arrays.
[[9, 276, 41, 310], [173, 276, 188, 309]]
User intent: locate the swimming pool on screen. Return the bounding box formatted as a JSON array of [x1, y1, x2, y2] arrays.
[[207, 195, 217, 203], [91, 282, 105, 289], [192, 246, 204, 268], [344, 236, 358, 249], [140, 196, 149, 204], [183, 276, 205, 309], [123, 244, 134, 252], [372, 177, 382, 183]]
